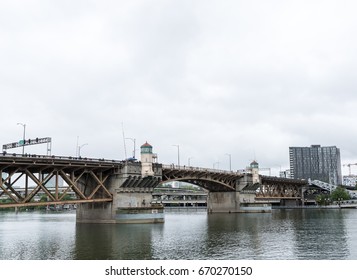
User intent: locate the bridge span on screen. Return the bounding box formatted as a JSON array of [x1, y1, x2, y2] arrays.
[[1, 152, 308, 223]]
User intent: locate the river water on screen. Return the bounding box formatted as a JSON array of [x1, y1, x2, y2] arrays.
[[1, 209, 357, 260]]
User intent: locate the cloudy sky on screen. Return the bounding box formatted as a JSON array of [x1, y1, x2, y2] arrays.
[[1, 0, 357, 175]]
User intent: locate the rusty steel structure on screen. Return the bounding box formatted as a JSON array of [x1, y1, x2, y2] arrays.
[[0, 154, 122, 208], [161, 165, 308, 197], [161, 164, 243, 192], [1, 154, 310, 210], [255, 175, 307, 199]]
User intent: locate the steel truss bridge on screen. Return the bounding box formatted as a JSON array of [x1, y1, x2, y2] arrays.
[[255, 175, 307, 200], [1, 154, 309, 209], [0, 154, 122, 208], [161, 165, 308, 199], [161, 164, 243, 192]]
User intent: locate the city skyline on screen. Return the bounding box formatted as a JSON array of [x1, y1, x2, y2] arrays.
[[1, 0, 357, 176]]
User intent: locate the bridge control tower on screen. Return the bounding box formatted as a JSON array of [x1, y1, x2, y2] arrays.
[[140, 142, 154, 177], [250, 160, 260, 184]]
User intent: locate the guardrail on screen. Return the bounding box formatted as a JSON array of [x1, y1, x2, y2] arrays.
[[0, 152, 124, 164], [162, 164, 243, 175]]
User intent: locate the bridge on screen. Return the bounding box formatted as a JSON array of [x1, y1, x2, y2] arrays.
[[1, 149, 308, 223]]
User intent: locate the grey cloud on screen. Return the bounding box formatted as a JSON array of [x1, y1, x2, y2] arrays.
[[1, 0, 357, 175]]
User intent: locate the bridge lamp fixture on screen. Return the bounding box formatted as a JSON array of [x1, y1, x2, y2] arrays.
[[172, 144, 180, 166], [78, 143, 88, 157], [17, 122, 26, 155], [225, 153, 232, 171]]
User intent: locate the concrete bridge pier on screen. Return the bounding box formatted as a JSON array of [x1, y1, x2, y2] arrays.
[[207, 175, 248, 213], [76, 161, 164, 223], [77, 142, 164, 224], [207, 171, 271, 213], [207, 173, 252, 213], [76, 173, 115, 224], [111, 161, 164, 223], [207, 191, 240, 213]]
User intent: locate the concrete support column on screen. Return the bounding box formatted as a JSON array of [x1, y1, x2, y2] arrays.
[[76, 175, 114, 223], [207, 192, 240, 213]]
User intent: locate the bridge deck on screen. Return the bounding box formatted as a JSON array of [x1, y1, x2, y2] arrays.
[[0, 154, 123, 173]]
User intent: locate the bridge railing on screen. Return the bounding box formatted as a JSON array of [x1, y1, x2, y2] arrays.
[[0, 152, 124, 165], [162, 164, 243, 175]]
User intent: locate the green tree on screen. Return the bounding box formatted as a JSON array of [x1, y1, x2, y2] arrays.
[[330, 187, 350, 201], [316, 194, 330, 205]]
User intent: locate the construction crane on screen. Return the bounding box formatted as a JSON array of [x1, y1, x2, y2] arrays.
[[343, 163, 357, 176]]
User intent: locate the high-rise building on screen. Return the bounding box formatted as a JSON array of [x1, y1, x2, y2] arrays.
[[289, 145, 342, 185]]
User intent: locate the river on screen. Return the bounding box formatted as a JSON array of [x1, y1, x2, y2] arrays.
[[1, 209, 356, 260]]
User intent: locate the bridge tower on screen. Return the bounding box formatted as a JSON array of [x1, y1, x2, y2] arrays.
[[250, 160, 260, 184], [141, 142, 154, 177], [76, 142, 163, 224]]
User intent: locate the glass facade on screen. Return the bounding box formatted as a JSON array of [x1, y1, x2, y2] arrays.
[[289, 145, 342, 185]]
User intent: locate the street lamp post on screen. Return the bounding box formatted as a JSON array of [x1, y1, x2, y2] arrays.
[[225, 153, 232, 171], [188, 157, 193, 167], [78, 143, 88, 157], [125, 138, 136, 159], [17, 123, 26, 155], [172, 145, 180, 167]]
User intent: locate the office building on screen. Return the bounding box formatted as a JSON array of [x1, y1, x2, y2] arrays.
[[289, 145, 342, 185]]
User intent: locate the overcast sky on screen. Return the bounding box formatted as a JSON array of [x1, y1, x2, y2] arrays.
[[1, 0, 357, 175]]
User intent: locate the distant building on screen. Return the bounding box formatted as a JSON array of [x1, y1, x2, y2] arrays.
[[279, 169, 291, 179], [343, 175, 357, 187], [289, 145, 342, 185]]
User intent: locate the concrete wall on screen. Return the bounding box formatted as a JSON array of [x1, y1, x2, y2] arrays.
[[76, 173, 116, 223], [115, 192, 153, 208], [207, 192, 240, 213], [76, 202, 114, 223]]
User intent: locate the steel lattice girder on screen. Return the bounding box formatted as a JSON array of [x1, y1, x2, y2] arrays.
[[0, 166, 113, 208]]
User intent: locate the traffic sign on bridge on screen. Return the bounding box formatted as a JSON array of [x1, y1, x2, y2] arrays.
[[2, 137, 52, 155]]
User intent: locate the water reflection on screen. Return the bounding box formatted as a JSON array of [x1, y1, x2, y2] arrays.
[[150, 212, 209, 259], [0, 212, 75, 259], [288, 210, 350, 259], [74, 223, 162, 259], [1, 209, 357, 260]]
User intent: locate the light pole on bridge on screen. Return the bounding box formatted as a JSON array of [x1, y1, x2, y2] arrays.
[[225, 153, 232, 171], [172, 144, 180, 166], [17, 123, 26, 155], [188, 157, 193, 167], [125, 137, 136, 159], [78, 143, 88, 157]]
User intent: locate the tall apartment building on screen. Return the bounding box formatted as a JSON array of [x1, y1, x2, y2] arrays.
[[289, 145, 342, 185]]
